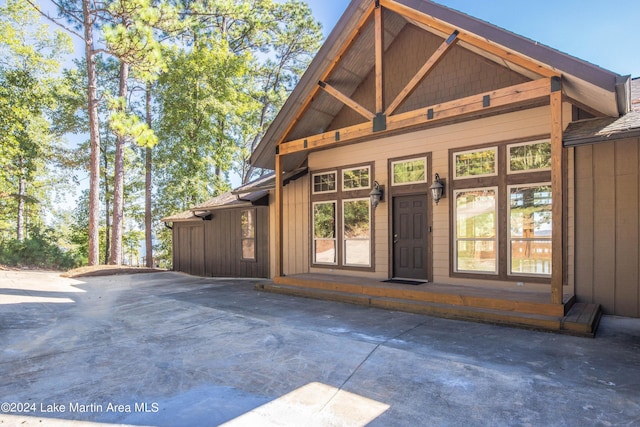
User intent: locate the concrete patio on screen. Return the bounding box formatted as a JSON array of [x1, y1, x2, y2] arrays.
[[1, 270, 639, 426]]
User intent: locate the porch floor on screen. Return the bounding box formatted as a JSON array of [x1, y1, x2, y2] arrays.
[[256, 273, 601, 337]]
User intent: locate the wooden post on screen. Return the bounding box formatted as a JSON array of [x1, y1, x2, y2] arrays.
[[275, 152, 283, 277], [375, 2, 384, 113], [550, 77, 564, 305]]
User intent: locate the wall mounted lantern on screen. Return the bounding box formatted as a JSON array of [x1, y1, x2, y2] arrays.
[[430, 173, 445, 205], [369, 181, 384, 209]]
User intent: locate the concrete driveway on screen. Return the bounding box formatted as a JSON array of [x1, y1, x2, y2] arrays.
[[1, 270, 639, 427]]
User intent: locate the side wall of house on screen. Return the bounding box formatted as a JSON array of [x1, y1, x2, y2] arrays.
[[203, 206, 270, 278], [173, 221, 205, 276], [575, 137, 640, 317], [279, 104, 574, 293]]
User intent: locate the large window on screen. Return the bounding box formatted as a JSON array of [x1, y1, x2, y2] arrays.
[[313, 202, 337, 264], [451, 140, 552, 280], [311, 164, 373, 268], [509, 184, 552, 276], [454, 188, 498, 273], [343, 199, 371, 267]]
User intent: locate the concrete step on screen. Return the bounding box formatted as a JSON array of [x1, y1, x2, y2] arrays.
[[255, 282, 600, 337]]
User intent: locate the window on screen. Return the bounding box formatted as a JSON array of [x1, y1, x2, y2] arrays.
[[343, 199, 371, 266], [509, 184, 552, 276], [343, 166, 370, 190], [508, 141, 551, 173], [454, 188, 498, 274], [312, 171, 337, 194], [392, 157, 426, 185], [311, 163, 374, 269], [241, 210, 255, 260], [451, 141, 552, 281], [454, 147, 498, 179], [313, 201, 337, 264]]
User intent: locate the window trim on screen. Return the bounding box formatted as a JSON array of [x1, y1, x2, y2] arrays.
[[453, 186, 499, 275], [342, 165, 372, 192], [507, 140, 552, 175], [310, 163, 375, 271], [342, 198, 372, 268], [240, 209, 256, 261], [448, 136, 553, 284], [453, 146, 499, 180], [312, 200, 338, 266], [312, 170, 338, 195], [507, 182, 552, 278], [391, 156, 427, 186]]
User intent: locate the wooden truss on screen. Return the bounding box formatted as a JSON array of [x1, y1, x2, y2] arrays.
[[275, 0, 565, 304]]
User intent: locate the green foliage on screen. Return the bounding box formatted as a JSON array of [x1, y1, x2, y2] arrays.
[[0, 226, 83, 270]]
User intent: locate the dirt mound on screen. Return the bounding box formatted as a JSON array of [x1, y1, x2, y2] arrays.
[[62, 265, 166, 278]]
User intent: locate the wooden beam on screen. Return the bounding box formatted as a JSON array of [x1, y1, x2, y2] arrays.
[[318, 81, 376, 121], [550, 77, 564, 305], [385, 30, 459, 116], [275, 3, 376, 147], [375, 3, 384, 113], [380, 0, 560, 79], [274, 153, 283, 277], [279, 78, 551, 155]]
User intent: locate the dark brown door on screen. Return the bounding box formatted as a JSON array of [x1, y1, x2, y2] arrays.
[[393, 195, 428, 280]]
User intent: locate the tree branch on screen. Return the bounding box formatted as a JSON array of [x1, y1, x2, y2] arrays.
[[25, 0, 86, 42]]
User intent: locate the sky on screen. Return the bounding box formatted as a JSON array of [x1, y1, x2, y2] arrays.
[[304, 0, 640, 78]]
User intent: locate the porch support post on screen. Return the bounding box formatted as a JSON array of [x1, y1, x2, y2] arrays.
[[550, 76, 564, 305], [375, 1, 384, 113], [274, 152, 283, 277]]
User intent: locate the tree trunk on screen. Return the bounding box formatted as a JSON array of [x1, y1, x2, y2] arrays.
[[109, 61, 129, 265], [103, 147, 111, 265], [16, 173, 25, 241], [83, 0, 101, 266], [145, 83, 153, 267]]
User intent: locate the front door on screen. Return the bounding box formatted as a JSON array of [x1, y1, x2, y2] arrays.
[[392, 195, 428, 280]]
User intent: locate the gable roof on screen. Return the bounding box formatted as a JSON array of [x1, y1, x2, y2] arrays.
[[251, 0, 629, 171]]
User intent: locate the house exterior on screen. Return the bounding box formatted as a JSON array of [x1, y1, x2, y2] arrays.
[[161, 175, 272, 278], [165, 0, 640, 334]]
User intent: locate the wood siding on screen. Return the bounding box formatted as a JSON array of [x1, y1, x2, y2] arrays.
[[172, 206, 270, 278], [328, 24, 529, 131], [281, 174, 310, 275], [575, 137, 640, 317]]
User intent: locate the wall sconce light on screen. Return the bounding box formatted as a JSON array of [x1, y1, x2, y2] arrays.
[[369, 181, 384, 209], [430, 173, 445, 205]]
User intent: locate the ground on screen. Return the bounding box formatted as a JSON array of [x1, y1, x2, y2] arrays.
[[1, 270, 639, 426]]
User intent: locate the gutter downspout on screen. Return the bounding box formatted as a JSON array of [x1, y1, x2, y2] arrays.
[[616, 75, 631, 116]]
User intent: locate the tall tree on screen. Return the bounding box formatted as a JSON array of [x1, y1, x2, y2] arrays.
[[103, 0, 171, 265], [0, 0, 72, 241], [28, 0, 105, 264]]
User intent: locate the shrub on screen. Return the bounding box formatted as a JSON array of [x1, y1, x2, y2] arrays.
[[0, 226, 82, 270]]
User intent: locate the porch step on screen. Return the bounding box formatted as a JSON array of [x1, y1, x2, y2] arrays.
[[255, 282, 601, 337], [562, 302, 602, 337]]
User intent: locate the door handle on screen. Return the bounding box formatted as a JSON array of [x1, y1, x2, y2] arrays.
[[393, 234, 399, 244]]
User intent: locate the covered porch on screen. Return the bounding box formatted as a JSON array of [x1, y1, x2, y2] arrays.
[[256, 273, 601, 337]]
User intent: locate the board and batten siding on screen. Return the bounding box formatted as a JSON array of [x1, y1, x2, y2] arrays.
[[172, 206, 270, 278], [278, 104, 575, 291], [280, 174, 310, 275], [575, 137, 640, 317], [173, 222, 205, 276], [203, 206, 270, 278]]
